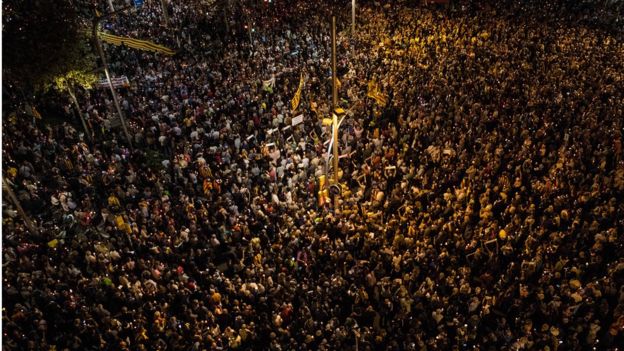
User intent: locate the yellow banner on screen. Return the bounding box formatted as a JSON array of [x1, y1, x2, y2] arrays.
[[99, 32, 175, 56]]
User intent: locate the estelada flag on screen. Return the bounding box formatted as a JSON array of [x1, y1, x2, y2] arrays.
[[367, 79, 387, 106], [291, 72, 305, 112]]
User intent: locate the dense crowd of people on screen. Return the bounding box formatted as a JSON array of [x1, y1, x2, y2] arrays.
[[3, 0, 624, 350]]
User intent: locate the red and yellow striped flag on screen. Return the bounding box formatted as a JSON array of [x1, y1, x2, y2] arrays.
[[291, 72, 305, 112], [99, 32, 175, 56], [367, 79, 387, 106]]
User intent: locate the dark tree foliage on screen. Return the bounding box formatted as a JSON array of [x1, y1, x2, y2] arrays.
[[2, 0, 92, 92]]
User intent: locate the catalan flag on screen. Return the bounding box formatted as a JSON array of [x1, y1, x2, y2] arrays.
[[98, 32, 175, 56], [367, 79, 387, 107], [291, 72, 305, 112]]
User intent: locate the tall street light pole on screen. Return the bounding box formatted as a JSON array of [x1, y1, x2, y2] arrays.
[[161, 0, 170, 26], [92, 6, 134, 150], [352, 0, 356, 34], [331, 16, 340, 211]]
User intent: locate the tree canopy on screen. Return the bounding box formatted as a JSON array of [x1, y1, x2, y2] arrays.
[[2, 0, 95, 92]]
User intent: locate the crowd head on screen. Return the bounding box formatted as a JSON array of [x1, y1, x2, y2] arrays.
[[3, 0, 624, 350]]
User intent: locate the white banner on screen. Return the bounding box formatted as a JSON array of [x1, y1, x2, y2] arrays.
[[96, 76, 130, 89], [291, 114, 304, 126]]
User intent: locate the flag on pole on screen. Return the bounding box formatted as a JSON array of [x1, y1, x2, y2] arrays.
[[291, 72, 305, 112], [367, 79, 387, 106], [98, 32, 176, 56]]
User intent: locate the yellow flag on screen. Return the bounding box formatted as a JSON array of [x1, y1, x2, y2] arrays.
[[367, 80, 376, 98], [367, 79, 387, 107], [318, 175, 326, 190], [318, 189, 330, 207], [291, 72, 304, 112]]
